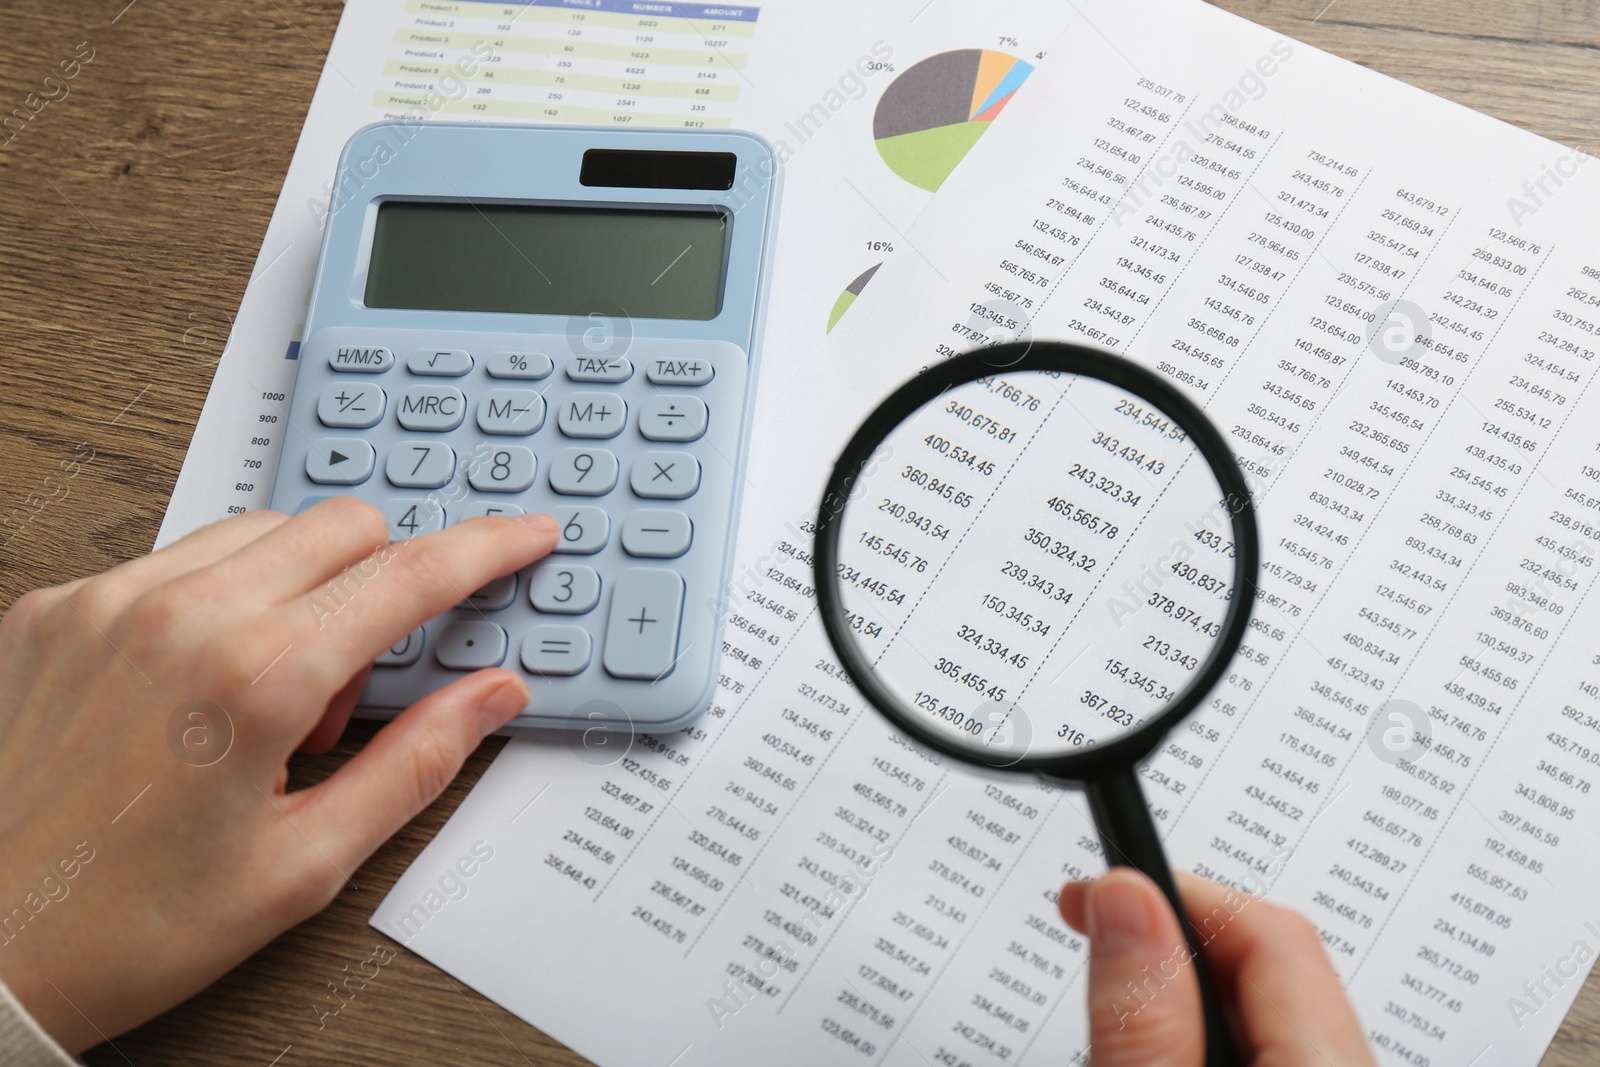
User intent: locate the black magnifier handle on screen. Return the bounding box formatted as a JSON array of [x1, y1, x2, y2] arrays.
[[1079, 767, 1246, 1067]]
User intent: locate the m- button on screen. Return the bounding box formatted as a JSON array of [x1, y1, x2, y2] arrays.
[[558, 392, 627, 438], [645, 358, 714, 385]]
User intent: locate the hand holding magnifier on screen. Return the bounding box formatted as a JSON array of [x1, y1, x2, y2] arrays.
[[814, 341, 1259, 1067]]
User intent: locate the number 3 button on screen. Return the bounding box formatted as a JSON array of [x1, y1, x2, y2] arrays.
[[529, 564, 600, 614]]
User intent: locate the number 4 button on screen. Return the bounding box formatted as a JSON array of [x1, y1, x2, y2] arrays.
[[381, 498, 445, 540]]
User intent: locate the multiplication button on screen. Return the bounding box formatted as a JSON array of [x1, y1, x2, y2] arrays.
[[622, 510, 692, 558], [306, 438, 375, 485], [638, 395, 707, 442], [317, 382, 385, 429], [603, 568, 685, 680], [521, 625, 592, 676], [630, 451, 700, 499]]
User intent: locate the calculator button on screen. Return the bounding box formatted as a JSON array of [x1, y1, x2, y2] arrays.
[[477, 389, 546, 435], [567, 355, 633, 383], [520, 625, 592, 675], [435, 620, 508, 670], [466, 445, 537, 492], [557, 392, 627, 438], [631, 451, 700, 499], [645, 357, 713, 385], [529, 564, 601, 614], [406, 348, 473, 376], [306, 438, 375, 485], [381, 498, 446, 540], [397, 385, 466, 432], [638, 395, 707, 442], [549, 506, 609, 554], [386, 442, 456, 489], [328, 345, 393, 372], [317, 382, 385, 429], [375, 626, 424, 666], [486, 351, 553, 379], [461, 573, 517, 611], [622, 510, 693, 558], [549, 447, 619, 496], [295, 496, 333, 514], [456, 500, 525, 522], [603, 568, 685, 680]]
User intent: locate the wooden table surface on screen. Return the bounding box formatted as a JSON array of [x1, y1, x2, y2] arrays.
[[1, 1, 1597, 1063]]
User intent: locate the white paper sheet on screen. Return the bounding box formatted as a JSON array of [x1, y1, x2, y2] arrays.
[[154, 0, 1077, 547], [373, 3, 1600, 1066]]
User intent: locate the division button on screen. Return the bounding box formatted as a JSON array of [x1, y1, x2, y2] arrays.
[[467, 445, 537, 493], [528, 564, 601, 614], [621, 510, 692, 558], [397, 384, 466, 432], [375, 626, 424, 667], [386, 442, 456, 489], [638, 395, 708, 442], [645, 357, 714, 385], [461, 573, 517, 611], [549, 447, 619, 496], [306, 438, 375, 485], [477, 389, 546, 435], [630, 450, 700, 499], [317, 382, 386, 429], [380, 497, 445, 540], [486, 351, 553, 379], [520, 624, 592, 676], [567, 355, 633, 382], [328, 345, 394, 372], [548, 506, 609, 554], [406, 348, 473, 376], [557, 391, 627, 438], [435, 620, 509, 670], [603, 568, 685, 680]]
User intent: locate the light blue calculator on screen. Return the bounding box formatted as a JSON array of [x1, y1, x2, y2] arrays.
[[268, 122, 781, 732]]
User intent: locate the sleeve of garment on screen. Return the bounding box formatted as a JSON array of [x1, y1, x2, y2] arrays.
[[0, 975, 80, 1067]]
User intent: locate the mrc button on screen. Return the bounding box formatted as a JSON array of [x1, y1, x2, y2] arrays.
[[328, 345, 394, 372]]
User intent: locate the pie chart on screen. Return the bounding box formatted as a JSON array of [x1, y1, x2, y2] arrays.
[[873, 49, 1033, 192], [827, 263, 882, 333]]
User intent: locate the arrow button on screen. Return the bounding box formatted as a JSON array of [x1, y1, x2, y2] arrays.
[[306, 437, 375, 485]]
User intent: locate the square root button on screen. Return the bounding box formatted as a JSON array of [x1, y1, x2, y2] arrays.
[[602, 568, 685, 680]]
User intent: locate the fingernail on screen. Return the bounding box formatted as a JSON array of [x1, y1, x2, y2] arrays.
[[516, 512, 559, 536], [1087, 872, 1158, 957], [477, 677, 530, 736]]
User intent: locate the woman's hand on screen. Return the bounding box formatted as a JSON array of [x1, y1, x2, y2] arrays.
[[0, 498, 556, 1053], [1057, 868, 1375, 1066]]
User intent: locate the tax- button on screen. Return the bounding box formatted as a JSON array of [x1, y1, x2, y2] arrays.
[[622, 510, 692, 558], [557, 392, 627, 438], [567, 355, 632, 382], [603, 568, 685, 680], [306, 438, 375, 485], [435, 620, 509, 670], [317, 382, 385, 429], [645, 357, 713, 385], [397, 385, 465, 431], [639, 395, 707, 442], [631, 451, 700, 499]]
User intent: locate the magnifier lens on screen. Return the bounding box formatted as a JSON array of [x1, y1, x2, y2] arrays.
[[833, 369, 1236, 765]]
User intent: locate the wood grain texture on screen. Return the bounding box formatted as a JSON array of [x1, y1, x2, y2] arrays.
[[0, 1, 1594, 1063]]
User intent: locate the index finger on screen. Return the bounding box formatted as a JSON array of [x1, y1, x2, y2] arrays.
[[286, 512, 559, 686]]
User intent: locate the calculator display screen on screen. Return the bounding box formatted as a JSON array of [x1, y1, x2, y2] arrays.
[[364, 201, 728, 320]]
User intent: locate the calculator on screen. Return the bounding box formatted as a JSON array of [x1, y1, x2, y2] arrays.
[[267, 122, 781, 732]]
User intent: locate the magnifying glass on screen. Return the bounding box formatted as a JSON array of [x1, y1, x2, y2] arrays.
[[813, 341, 1258, 1066]]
